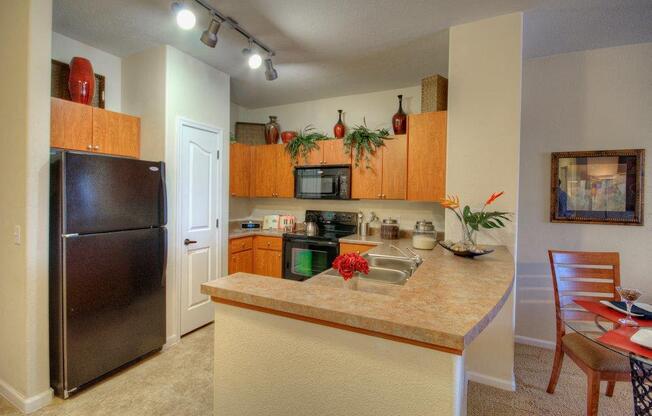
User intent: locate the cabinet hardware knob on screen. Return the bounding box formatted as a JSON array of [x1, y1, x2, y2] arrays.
[[231, 193, 236, 196], [87, 144, 93, 150], [94, 145, 100, 150], [377, 194, 381, 198]]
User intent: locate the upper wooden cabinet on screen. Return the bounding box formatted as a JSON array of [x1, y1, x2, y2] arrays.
[[351, 134, 407, 200], [51, 97, 93, 152], [92, 108, 140, 158], [50, 97, 140, 158], [230, 143, 251, 197], [407, 112, 447, 201], [296, 139, 351, 166], [251, 144, 294, 198]]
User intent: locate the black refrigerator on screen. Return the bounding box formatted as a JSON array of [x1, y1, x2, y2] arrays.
[[49, 151, 167, 398]]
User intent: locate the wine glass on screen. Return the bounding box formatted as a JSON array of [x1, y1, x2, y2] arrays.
[[616, 286, 642, 327]]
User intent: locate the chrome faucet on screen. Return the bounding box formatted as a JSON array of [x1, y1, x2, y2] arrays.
[[390, 245, 423, 266]]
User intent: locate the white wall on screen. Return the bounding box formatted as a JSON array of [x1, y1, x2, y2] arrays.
[[51, 32, 122, 112], [516, 42, 652, 346], [0, 0, 53, 412], [446, 12, 523, 389], [123, 46, 230, 345], [236, 86, 421, 137]]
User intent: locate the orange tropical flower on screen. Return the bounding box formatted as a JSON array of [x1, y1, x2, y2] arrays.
[[440, 194, 460, 209], [485, 191, 504, 206]]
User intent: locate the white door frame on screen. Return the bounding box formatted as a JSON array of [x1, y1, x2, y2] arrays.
[[174, 117, 223, 340]]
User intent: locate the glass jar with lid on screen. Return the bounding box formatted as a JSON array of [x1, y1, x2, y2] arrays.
[[412, 220, 437, 250], [380, 218, 400, 240]]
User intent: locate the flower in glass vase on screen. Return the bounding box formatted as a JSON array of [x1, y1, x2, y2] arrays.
[[439, 192, 511, 257], [332, 253, 369, 289]]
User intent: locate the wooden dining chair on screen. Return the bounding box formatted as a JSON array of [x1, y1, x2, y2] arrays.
[[546, 250, 631, 416]]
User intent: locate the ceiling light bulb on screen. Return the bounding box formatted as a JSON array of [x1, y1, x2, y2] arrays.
[[176, 8, 196, 30], [248, 53, 262, 69]]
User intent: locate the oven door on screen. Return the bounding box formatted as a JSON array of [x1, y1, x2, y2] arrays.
[[295, 167, 349, 199], [282, 238, 339, 281]]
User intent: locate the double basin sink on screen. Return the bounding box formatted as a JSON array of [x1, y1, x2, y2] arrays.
[[325, 253, 418, 285]]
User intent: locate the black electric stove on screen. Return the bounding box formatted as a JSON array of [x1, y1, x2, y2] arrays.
[[282, 210, 357, 281]]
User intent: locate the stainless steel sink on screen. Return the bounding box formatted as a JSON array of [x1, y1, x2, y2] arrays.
[[325, 266, 409, 285], [364, 254, 416, 275]]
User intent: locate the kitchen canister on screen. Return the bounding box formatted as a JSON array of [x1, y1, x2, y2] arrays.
[[380, 218, 400, 240], [412, 220, 437, 250]]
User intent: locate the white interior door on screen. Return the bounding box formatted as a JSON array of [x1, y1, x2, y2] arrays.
[[179, 120, 221, 335]]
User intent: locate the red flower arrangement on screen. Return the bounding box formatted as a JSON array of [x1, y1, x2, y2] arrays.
[[332, 253, 370, 280]]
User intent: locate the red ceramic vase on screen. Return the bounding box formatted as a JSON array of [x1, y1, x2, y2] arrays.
[[333, 109, 345, 138], [68, 57, 95, 105], [392, 94, 407, 134], [281, 131, 297, 143]]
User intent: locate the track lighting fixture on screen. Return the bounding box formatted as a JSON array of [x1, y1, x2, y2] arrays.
[[200, 16, 221, 47], [173, 0, 278, 79], [171, 2, 196, 30], [264, 58, 278, 81]]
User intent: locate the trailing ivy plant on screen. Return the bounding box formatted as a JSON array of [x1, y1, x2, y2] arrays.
[[284, 125, 328, 164], [343, 119, 390, 168]]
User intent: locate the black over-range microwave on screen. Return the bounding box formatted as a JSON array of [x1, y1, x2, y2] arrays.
[[294, 165, 351, 199]]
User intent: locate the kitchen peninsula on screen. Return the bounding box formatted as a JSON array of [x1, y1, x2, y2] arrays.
[[201, 238, 514, 416]]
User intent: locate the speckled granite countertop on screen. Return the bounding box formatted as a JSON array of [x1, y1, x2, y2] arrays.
[[203, 236, 514, 354], [228, 229, 286, 239]]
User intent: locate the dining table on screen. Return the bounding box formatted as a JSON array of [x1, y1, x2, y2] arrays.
[[564, 300, 652, 415]]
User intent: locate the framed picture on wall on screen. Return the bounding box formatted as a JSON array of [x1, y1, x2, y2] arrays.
[[550, 149, 645, 225]]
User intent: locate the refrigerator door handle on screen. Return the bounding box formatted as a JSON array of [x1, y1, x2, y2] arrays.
[[160, 228, 167, 287], [159, 162, 168, 226]]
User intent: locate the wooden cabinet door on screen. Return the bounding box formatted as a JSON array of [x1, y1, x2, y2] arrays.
[[50, 98, 92, 151], [407, 112, 447, 201], [351, 148, 382, 199], [340, 243, 375, 255], [229, 143, 251, 197], [92, 109, 140, 158], [251, 146, 276, 197], [322, 139, 351, 165], [229, 250, 253, 274], [295, 146, 322, 166], [275, 144, 295, 198], [253, 248, 282, 278], [381, 134, 408, 200]]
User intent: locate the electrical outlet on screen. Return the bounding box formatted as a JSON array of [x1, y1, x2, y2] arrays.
[[13, 225, 21, 245]]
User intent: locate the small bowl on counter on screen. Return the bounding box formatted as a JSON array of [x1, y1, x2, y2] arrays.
[[439, 240, 494, 258]]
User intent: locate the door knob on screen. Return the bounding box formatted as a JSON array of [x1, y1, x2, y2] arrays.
[[184, 239, 197, 245]]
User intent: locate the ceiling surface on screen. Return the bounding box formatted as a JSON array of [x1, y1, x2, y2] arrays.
[[52, 0, 652, 108]]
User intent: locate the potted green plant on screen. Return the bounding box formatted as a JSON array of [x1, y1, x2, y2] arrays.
[[343, 120, 390, 168], [284, 125, 328, 164]]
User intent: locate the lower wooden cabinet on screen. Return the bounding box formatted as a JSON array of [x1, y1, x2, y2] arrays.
[[339, 243, 375, 255], [229, 236, 282, 278]]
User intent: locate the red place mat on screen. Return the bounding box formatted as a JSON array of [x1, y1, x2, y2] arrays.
[[574, 300, 652, 328], [598, 327, 652, 360]]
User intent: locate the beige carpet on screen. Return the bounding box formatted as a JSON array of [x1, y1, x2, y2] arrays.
[[0, 325, 633, 415]]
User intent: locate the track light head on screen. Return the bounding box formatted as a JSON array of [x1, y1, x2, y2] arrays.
[[172, 2, 196, 30], [243, 40, 262, 69], [200, 18, 221, 47], [264, 58, 278, 81]]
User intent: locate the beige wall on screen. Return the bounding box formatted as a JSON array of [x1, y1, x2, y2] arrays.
[[123, 46, 230, 344], [52, 32, 122, 112], [516, 42, 652, 347], [446, 12, 523, 389], [235, 85, 421, 138], [0, 0, 53, 411]]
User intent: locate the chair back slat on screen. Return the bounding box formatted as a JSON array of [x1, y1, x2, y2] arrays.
[[548, 250, 620, 338]]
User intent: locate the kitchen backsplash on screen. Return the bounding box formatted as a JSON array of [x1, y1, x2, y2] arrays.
[[229, 197, 445, 232]]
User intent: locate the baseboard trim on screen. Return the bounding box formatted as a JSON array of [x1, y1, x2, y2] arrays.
[[466, 371, 516, 392], [0, 377, 52, 414], [515, 335, 556, 350], [163, 334, 180, 351]]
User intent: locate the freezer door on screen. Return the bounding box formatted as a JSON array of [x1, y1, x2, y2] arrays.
[[63, 152, 166, 234], [62, 228, 166, 393]]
